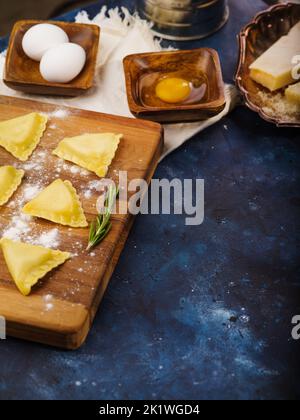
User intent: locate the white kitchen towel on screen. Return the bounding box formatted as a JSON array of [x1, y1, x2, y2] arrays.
[[0, 6, 239, 160]]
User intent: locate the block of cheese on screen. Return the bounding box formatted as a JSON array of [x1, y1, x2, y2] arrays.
[[285, 82, 300, 105], [249, 22, 300, 91]]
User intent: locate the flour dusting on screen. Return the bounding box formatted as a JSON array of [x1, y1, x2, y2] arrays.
[[47, 109, 70, 119], [35, 229, 60, 248], [23, 185, 41, 201], [2, 214, 32, 241]]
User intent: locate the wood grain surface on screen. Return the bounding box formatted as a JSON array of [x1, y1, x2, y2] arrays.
[[0, 95, 163, 349]]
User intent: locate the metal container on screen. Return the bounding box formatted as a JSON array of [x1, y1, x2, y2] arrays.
[[137, 0, 229, 41], [235, 2, 300, 128]]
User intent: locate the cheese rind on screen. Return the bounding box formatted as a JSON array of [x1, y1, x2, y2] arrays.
[[249, 22, 300, 92], [285, 82, 300, 105]]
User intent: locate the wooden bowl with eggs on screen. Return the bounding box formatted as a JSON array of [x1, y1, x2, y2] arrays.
[[123, 49, 226, 124], [4, 20, 100, 96]]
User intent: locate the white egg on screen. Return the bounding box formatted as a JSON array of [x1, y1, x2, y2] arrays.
[[40, 43, 87, 84], [22, 23, 69, 62]]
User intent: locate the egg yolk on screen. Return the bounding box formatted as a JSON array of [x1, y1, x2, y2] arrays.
[[155, 77, 191, 104]]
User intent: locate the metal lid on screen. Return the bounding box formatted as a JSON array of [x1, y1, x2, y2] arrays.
[[138, 0, 229, 40], [146, 0, 222, 11]]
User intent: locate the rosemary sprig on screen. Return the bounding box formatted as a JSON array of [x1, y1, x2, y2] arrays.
[[87, 184, 119, 251]]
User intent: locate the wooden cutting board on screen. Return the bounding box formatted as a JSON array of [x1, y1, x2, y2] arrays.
[[0, 95, 163, 349]]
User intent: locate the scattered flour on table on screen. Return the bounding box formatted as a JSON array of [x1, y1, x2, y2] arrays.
[[23, 185, 42, 202], [54, 159, 90, 177], [43, 294, 54, 311], [21, 151, 47, 174], [70, 165, 89, 176], [83, 180, 105, 199], [22, 162, 42, 171], [2, 214, 32, 241], [84, 190, 92, 199], [88, 180, 104, 191], [47, 109, 70, 119], [37, 151, 47, 158], [34, 229, 60, 248], [6, 183, 42, 209], [2, 215, 61, 249]]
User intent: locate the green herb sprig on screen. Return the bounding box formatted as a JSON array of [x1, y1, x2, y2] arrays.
[[87, 184, 119, 251]]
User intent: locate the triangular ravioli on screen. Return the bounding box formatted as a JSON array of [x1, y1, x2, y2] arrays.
[[53, 133, 122, 177], [0, 238, 70, 296], [0, 166, 24, 205], [22, 179, 88, 228], [0, 113, 48, 161]]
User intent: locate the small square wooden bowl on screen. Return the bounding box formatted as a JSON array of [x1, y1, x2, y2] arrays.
[[4, 20, 100, 97], [123, 49, 226, 124]]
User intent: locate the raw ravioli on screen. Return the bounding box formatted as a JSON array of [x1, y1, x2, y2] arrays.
[[0, 113, 48, 161], [22, 179, 88, 228], [0, 166, 24, 206], [53, 133, 122, 177], [0, 238, 70, 296]]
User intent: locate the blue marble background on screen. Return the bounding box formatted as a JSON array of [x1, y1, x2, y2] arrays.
[[0, 0, 299, 400]]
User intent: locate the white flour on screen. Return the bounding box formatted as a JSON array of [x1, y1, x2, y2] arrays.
[[47, 109, 70, 119], [2, 214, 32, 241], [22, 185, 42, 202], [35, 229, 60, 248]]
